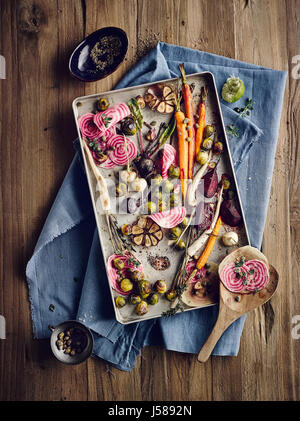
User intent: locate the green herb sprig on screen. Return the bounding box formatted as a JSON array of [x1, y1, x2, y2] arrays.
[[234, 98, 255, 118], [226, 125, 240, 137]]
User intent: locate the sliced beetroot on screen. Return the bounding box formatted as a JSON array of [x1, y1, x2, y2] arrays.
[[220, 263, 249, 293], [203, 167, 218, 198], [244, 259, 269, 291], [220, 199, 242, 227], [149, 206, 186, 228], [107, 252, 143, 296], [78, 113, 101, 139], [107, 135, 137, 166]]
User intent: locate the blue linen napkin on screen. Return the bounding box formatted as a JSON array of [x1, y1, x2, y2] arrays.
[[26, 42, 286, 371]]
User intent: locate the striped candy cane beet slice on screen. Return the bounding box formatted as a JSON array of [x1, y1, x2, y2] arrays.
[[149, 206, 186, 228], [78, 113, 101, 139], [243, 259, 269, 292], [220, 263, 249, 293], [93, 103, 130, 136], [107, 135, 137, 166]]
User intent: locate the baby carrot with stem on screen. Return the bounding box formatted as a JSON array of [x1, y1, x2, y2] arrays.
[[195, 86, 208, 155], [174, 94, 189, 200], [179, 63, 195, 180], [196, 216, 222, 270]]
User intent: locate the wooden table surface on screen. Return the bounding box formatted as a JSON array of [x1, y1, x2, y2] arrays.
[[0, 0, 299, 401]]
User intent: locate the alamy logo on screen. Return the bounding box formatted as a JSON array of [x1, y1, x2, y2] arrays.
[[0, 55, 5, 79], [292, 315, 300, 339], [292, 55, 300, 80], [0, 315, 6, 339]]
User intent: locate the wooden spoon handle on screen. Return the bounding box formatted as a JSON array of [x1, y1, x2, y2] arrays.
[[197, 311, 237, 363]]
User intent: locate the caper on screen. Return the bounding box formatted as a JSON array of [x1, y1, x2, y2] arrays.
[[136, 301, 149, 316], [115, 296, 127, 308], [154, 280, 167, 294], [120, 278, 133, 293], [204, 125, 214, 138], [148, 293, 159, 305], [113, 257, 125, 270], [169, 226, 182, 239], [168, 164, 180, 179]]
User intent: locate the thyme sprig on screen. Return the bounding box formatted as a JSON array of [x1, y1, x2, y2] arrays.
[[226, 125, 240, 138], [234, 98, 255, 118]]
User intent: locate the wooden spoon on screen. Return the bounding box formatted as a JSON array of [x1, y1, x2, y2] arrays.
[[197, 264, 279, 362]]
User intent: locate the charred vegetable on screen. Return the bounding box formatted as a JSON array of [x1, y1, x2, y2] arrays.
[[136, 301, 149, 316], [121, 117, 137, 136], [220, 199, 242, 227], [138, 280, 152, 299], [130, 216, 163, 247], [203, 166, 219, 198], [154, 280, 167, 294], [96, 97, 109, 111]]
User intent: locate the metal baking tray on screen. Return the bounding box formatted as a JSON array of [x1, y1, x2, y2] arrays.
[[72, 71, 250, 324]]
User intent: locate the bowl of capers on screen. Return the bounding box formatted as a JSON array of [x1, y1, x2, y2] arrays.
[[49, 320, 94, 365]]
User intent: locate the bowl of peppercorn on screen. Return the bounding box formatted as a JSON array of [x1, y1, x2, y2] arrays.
[[49, 320, 94, 365], [69, 27, 129, 82]]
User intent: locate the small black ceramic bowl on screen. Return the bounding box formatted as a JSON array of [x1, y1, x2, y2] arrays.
[[69, 27, 128, 82]]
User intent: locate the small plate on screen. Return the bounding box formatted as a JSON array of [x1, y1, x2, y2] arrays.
[[69, 27, 128, 82], [49, 320, 94, 365]]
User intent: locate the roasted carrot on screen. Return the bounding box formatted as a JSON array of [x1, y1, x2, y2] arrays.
[[175, 107, 189, 200], [196, 216, 222, 270], [195, 86, 208, 155], [179, 63, 195, 180]]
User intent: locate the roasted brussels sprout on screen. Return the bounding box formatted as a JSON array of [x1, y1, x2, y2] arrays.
[[148, 293, 159, 305], [196, 150, 209, 165], [175, 240, 186, 250], [96, 97, 109, 111], [214, 141, 224, 154], [147, 201, 157, 214], [113, 257, 125, 270], [168, 164, 180, 179], [138, 280, 152, 299], [163, 179, 174, 193], [121, 224, 132, 236], [121, 117, 137, 136], [120, 278, 133, 293], [130, 294, 142, 305], [202, 137, 213, 150], [154, 280, 167, 294], [165, 289, 177, 301], [204, 125, 214, 138], [152, 174, 163, 187], [136, 301, 149, 316], [169, 226, 182, 239], [115, 296, 126, 308], [129, 270, 145, 282]]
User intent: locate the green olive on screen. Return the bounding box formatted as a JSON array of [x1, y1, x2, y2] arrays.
[[138, 280, 152, 299], [204, 125, 214, 138], [115, 296, 126, 308], [165, 289, 177, 301], [169, 226, 182, 239], [130, 294, 142, 305], [202, 137, 213, 150], [148, 293, 159, 305], [113, 258, 125, 270], [168, 164, 180, 179], [136, 301, 149, 316], [147, 201, 157, 214], [96, 97, 109, 111], [120, 278, 133, 293], [154, 280, 167, 294], [116, 182, 127, 197]]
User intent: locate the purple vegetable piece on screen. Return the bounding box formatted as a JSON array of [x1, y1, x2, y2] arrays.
[[203, 167, 218, 198], [220, 200, 242, 227]]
